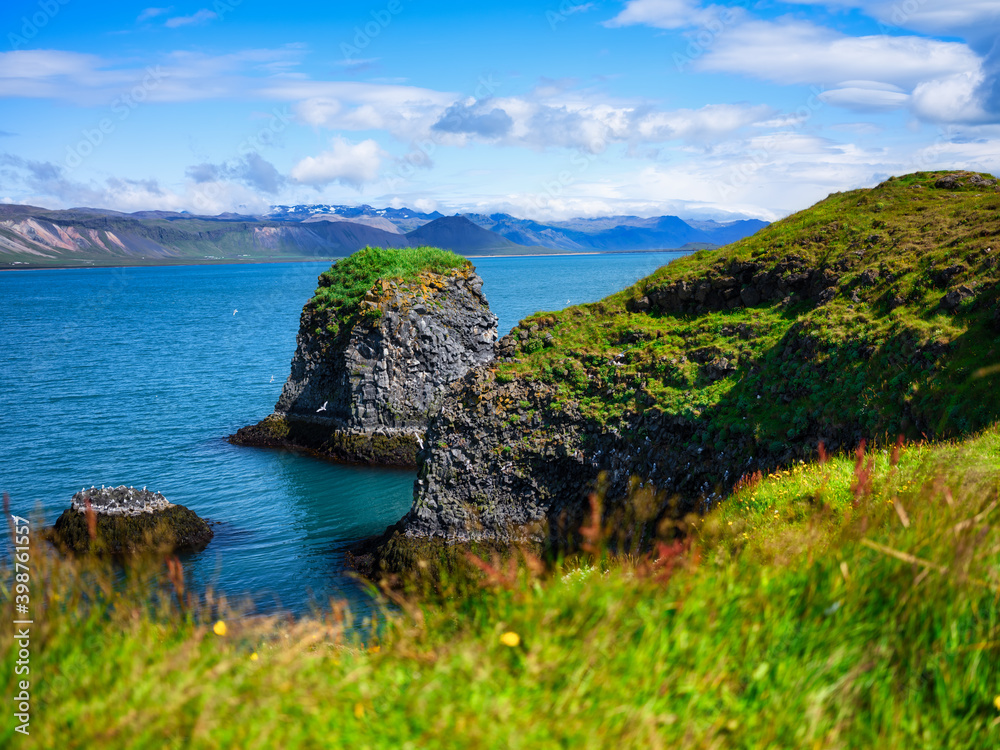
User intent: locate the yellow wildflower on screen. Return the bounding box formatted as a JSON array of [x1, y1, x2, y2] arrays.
[[250, 652, 259, 661], [354, 702, 365, 719], [500, 631, 521, 647], [213, 620, 227, 636], [994, 695, 1000, 712]]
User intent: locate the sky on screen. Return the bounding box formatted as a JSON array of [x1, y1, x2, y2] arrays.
[[0, 0, 998, 222]]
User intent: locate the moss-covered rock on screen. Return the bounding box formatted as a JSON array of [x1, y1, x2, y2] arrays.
[[231, 246, 498, 467], [48, 486, 213, 554]]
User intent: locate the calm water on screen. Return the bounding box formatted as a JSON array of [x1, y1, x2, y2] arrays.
[[0, 251, 684, 615]]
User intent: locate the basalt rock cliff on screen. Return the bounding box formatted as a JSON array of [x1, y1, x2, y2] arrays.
[[230, 248, 498, 466], [371, 171, 1000, 562]]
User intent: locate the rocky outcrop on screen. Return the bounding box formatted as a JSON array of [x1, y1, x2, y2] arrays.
[[49, 486, 213, 554], [637, 256, 842, 314], [392, 371, 679, 546], [231, 264, 498, 466], [363, 170, 1000, 566]]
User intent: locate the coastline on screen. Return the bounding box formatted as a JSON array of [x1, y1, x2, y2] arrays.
[[2, 247, 688, 271], [0, 256, 343, 272]]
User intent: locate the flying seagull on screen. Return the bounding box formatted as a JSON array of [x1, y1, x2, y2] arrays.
[[233, 309, 238, 315], [316, 401, 328, 412]]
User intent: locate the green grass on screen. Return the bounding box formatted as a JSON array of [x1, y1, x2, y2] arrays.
[[495, 171, 1000, 461], [306, 245, 469, 335], [3, 428, 999, 748]]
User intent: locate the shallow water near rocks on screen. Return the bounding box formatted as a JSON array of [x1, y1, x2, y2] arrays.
[[1, 251, 684, 616]]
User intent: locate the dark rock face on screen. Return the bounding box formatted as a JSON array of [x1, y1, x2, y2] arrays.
[[639, 257, 842, 314], [941, 284, 975, 310], [231, 266, 497, 466], [935, 173, 997, 190], [49, 486, 213, 554], [392, 368, 709, 548]]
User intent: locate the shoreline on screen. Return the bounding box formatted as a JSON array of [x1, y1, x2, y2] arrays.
[[0, 256, 343, 272], [2, 247, 690, 271]]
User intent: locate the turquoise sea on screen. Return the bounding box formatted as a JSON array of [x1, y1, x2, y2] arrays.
[[0, 251, 685, 615]]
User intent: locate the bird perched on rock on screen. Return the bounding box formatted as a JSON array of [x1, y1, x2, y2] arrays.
[[316, 401, 328, 412]]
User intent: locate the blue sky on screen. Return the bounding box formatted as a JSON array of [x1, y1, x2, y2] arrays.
[[0, 0, 998, 221]]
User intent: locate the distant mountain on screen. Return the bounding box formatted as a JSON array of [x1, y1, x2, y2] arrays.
[[687, 218, 771, 245], [0, 200, 770, 268], [463, 212, 768, 252], [0, 204, 407, 267], [405, 216, 522, 254], [267, 204, 442, 233]]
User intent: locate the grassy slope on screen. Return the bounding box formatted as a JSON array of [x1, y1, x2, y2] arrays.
[[2, 428, 998, 747], [306, 245, 469, 336], [499, 171, 1000, 469]]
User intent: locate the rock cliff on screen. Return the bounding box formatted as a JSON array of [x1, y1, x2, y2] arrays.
[[372, 171, 1000, 560], [231, 247, 498, 466]]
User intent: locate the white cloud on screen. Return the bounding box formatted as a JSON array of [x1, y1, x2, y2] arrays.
[[137, 7, 173, 23], [164, 9, 218, 28], [819, 81, 910, 112], [289, 137, 386, 189], [911, 70, 990, 123], [635, 103, 774, 142], [605, 0, 716, 29], [697, 19, 979, 89], [0, 155, 274, 214], [778, 0, 1000, 37]]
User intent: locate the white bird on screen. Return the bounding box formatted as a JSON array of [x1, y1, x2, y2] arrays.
[[417, 435, 424, 450], [316, 401, 328, 412], [270, 375, 274, 382], [233, 309, 238, 315]]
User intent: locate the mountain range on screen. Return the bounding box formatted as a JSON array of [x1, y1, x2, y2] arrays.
[[0, 201, 768, 268]]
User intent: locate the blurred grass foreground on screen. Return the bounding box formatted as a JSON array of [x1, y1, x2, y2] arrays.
[[2, 426, 999, 748]]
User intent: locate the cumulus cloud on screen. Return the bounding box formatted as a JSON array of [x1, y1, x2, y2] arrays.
[[607, 2, 998, 124], [289, 137, 386, 189], [186, 153, 285, 194], [0, 154, 274, 214], [433, 99, 514, 138]]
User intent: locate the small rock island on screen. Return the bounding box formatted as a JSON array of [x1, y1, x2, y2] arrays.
[[230, 246, 498, 466], [50, 485, 214, 554]]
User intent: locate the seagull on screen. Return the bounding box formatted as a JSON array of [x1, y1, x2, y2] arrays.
[[233, 309, 238, 315], [316, 401, 328, 412], [417, 435, 424, 450], [270, 375, 274, 383]]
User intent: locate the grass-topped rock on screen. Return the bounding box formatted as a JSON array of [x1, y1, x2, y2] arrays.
[[49, 485, 214, 554], [230, 246, 498, 466], [386, 170, 1000, 549]]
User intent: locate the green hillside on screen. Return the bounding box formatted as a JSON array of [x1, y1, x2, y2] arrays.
[[499, 170, 1000, 467]]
